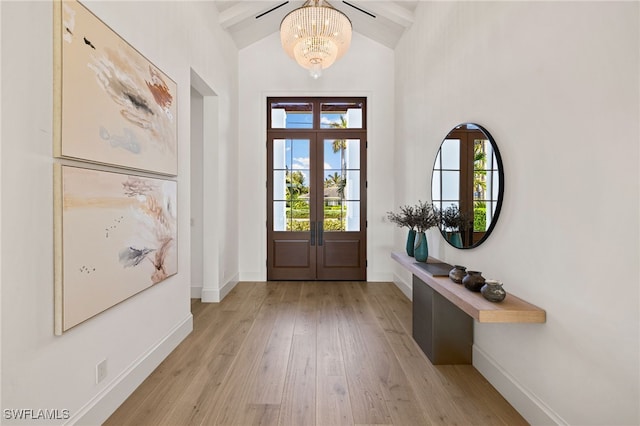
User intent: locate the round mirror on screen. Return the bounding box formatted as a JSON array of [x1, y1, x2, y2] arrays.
[[431, 123, 504, 249]]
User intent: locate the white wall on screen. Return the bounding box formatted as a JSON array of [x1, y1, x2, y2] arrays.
[[394, 2, 639, 425], [238, 31, 396, 282], [1, 1, 238, 424]]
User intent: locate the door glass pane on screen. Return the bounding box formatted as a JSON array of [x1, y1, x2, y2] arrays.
[[323, 173, 344, 204], [273, 170, 287, 201], [344, 139, 360, 169], [321, 101, 363, 129], [323, 140, 342, 174], [286, 139, 311, 171], [344, 201, 360, 232], [273, 138, 311, 231], [441, 138, 460, 169], [324, 138, 359, 232], [323, 139, 359, 175], [270, 101, 313, 129], [343, 170, 360, 200], [441, 171, 459, 201], [290, 196, 310, 231], [490, 170, 500, 201], [474, 201, 488, 232], [324, 200, 344, 232], [273, 201, 287, 231], [473, 170, 486, 201], [322, 201, 360, 231], [273, 139, 287, 231], [432, 170, 441, 201]]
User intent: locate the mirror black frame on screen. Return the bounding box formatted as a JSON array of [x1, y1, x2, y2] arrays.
[[431, 123, 504, 249]]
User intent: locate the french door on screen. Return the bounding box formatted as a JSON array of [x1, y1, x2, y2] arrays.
[[266, 98, 367, 280]]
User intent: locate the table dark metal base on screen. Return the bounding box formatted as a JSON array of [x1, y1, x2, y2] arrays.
[[412, 275, 473, 364]]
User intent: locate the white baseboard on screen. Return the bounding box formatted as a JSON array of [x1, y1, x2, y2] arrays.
[[367, 271, 394, 282], [239, 272, 264, 282], [70, 314, 193, 426], [201, 274, 239, 303], [220, 274, 239, 300], [473, 345, 566, 425], [392, 272, 412, 300]]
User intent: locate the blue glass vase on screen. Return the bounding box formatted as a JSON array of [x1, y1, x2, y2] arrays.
[[406, 229, 416, 257], [448, 232, 462, 248], [414, 231, 429, 262]]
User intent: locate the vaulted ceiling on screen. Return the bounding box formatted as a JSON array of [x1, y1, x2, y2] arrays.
[[213, 1, 418, 49]]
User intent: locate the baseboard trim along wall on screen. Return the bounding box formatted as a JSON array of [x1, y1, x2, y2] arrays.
[[70, 314, 193, 425], [367, 272, 395, 282], [392, 273, 412, 300], [219, 274, 239, 300], [201, 274, 239, 303], [473, 345, 566, 426]]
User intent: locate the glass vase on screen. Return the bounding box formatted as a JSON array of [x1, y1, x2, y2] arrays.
[[406, 229, 416, 257], [414, 231, 429, 262], [448, 232, 463, 248]]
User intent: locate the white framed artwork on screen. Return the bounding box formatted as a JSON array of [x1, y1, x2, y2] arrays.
[[54, 0, 178, 175], [54, 165, 178, 334]]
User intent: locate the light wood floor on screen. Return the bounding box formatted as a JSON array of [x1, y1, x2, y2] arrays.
[[105, 281, 527, 426]]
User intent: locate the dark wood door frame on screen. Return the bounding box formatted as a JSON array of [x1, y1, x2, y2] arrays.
[[266, 97, 367, 281], [267, 132, 318, 280]]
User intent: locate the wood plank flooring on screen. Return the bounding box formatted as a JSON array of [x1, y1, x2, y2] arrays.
[[104, 281, 527, 426]]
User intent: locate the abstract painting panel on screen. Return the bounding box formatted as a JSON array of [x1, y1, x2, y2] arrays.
[[54, 0, 178, 175], [54, 165, 177, 334]]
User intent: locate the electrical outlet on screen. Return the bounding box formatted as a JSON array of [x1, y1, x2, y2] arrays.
[[96, 359, 107, 384]]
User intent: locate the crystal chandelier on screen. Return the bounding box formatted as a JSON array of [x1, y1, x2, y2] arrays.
[[280, 0, 352, 79]]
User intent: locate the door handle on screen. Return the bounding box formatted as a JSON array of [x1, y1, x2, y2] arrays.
[[318, 221, 324, 246], [310, 221, 316, 246]]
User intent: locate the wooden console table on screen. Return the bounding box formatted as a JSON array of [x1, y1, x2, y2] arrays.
[[392, 252, 545, 365]]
